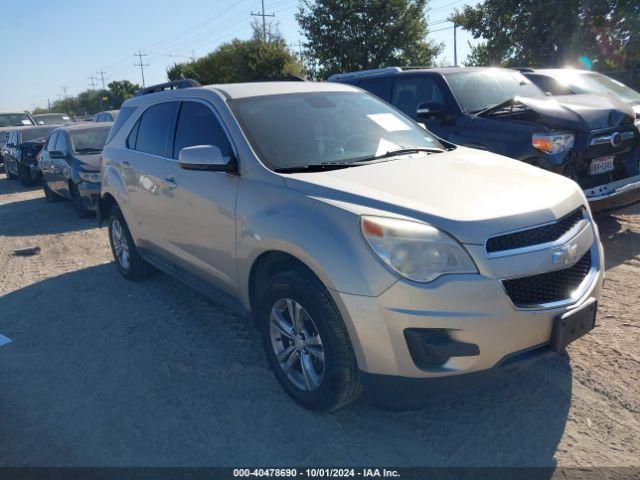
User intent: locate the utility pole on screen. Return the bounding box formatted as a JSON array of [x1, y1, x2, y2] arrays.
[[251, 0, 275, 42], [97, 69, 107, 90], [87, 75, 98, 90], [453, 22, 458, 67], [61, 86, 69, 98], [134, 50, 149, 87], [47, 98, 51, 110], [191, 50, 196, 62]]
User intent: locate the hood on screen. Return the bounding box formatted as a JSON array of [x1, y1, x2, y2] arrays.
[[480, 94, 635, 132], [284, 147, 585, 244], [74, 153, 101, 170]]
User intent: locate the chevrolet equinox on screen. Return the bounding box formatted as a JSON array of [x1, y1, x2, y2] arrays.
[[98, 79, 604, 411]]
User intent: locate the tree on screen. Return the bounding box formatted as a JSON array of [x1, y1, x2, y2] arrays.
[[167, 22, 303, 84], [462, 42, 492, 67], [297, 0, 442, 79], [107, 80, 140, 107]]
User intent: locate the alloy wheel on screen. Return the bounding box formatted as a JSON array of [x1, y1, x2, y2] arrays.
[[110, 219, 130, 271]]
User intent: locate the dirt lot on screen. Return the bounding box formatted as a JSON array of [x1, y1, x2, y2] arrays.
[[0, 171, 639, 468]]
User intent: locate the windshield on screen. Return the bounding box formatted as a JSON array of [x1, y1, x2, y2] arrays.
[[0, 113, 34, 127], [22, 127, 56, 142], [445, 69, 545, 113], [34, 114, 71, 125], [230, 91, 443, 171], [546, 71, 640, 105], [71, 128, 110, 153]]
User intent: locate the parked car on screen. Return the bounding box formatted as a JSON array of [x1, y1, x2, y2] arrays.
[[519, 68, 640, 120], [39, 122, 111, 217], [33, 113, 72, 125], [329, 67, 640, 211], [93, 110, 119, 122], [3, 126, 57, 185], [98, 79, 604, 411], [0, 112, 36, 167]]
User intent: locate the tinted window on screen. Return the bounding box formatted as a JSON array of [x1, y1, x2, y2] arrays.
[[392, 77, 444, 117], [358, 77, 393, 101], [173, 102, 232, 159], [55, 132, 70, 153], [46, 133, 58, 151], [134, 102, 178, 156], [0, 113, 34, 127], [527, 74, 573, 95], [106, 106, 136, 144]]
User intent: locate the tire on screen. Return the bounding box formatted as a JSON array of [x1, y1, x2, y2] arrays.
[[6, 165, 17, 180], [70, 182, 92, 218], [18, 163, 33, 187], [258, 269, 362, 411], [43, 182, 62, 202], [107, 204, 150, 280]]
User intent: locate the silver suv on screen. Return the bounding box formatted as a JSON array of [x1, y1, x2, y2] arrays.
[[99, 79, 604, 411]]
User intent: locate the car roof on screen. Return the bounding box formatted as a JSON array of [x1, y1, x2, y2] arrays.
[[54, 122, 113, 132], [34, 113, 68, 117]]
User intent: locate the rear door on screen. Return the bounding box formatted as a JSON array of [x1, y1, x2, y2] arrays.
[[164, 100, 240, 295], [124, 101, 180, 254]]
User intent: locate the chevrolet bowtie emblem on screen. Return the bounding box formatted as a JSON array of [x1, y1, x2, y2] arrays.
[[552, 243, 579, 265]]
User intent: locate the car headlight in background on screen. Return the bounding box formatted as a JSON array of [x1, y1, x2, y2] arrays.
[[78, 170, 101, 183], [532, 132, 575, 154], [361, 216, 477, 282]]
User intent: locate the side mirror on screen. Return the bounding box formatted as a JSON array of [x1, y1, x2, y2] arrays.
[[178, 145, 235, 172], [416, 102, 445, 119], [49, 150, 66, 159]]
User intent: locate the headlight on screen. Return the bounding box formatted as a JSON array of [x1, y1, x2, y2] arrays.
[[361, 216, 477, 282], [532, 132, 575, 154], [78, 170, 101, 183]]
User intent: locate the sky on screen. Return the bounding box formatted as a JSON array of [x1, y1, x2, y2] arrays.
[[0, 0, 477, 112]]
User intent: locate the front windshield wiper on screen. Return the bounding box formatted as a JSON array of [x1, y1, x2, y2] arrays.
[[470, 97, 516, 115], [274, 147, 444, 173], [75, 148, 102, 153]]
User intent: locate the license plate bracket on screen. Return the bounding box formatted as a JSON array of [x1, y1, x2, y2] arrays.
[[552, 299, 597, 352], [588, 156, 615, 176]]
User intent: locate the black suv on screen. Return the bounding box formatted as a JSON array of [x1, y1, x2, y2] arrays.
[[330, 67, 640, 210], [3, 125, 57, 185]]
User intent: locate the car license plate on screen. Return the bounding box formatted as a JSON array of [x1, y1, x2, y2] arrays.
[[588, 156, 615, 175], [551, 299, 597, 352]]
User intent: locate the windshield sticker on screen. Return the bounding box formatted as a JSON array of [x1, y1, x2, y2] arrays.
[[21, 119, 32, 125], [367, 113, 412, 132]]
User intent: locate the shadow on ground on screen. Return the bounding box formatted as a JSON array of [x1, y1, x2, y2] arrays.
[[0, 263, 571, 468], [595, 201, 640, 269]]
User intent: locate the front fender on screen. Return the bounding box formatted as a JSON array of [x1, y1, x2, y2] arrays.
[[100, 164, 139, 239]]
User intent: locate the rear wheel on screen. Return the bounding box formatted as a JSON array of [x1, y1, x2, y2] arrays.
[[18, 163, 33, 187], [70, 182, 92, 218], [5, 165, 17, 180], [108, 205, 150, 280], [258, 269, 362, 411]]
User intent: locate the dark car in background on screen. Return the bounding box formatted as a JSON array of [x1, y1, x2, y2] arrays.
[[39, 122, 111, 217], [92, 110, 119, 122], [3, 126, 57, 185], [520, 68, 640, 120], [34, 113, 72, 125], [330, 67, 640, 210], [0, 112, 36, 167]]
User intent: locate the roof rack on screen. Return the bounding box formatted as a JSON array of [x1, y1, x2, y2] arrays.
[[327, 67, 403, 82], [134, 79, 202, 96], [512, 68, 534, 73]]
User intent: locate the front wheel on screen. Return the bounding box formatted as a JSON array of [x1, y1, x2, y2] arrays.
[[107, 205, 150, 280], [43, 181, 62, 202], [5, 165, 17, 180], [259, 269, 362, 411]]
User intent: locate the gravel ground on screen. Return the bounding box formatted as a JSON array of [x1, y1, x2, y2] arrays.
[[0, 171, 639, 467]]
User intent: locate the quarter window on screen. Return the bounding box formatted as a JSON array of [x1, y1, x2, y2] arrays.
[[172, 101, 232, 159], [133, 102, 178, 156]]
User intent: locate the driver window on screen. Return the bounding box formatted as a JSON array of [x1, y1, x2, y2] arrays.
[[392, 77, 444, 118], [173, 101, 232, 159]]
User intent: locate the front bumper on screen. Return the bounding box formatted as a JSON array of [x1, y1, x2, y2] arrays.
[[584, 174, 640, 212], [76, 181, 101, 212], [334, 235, 604, 406]]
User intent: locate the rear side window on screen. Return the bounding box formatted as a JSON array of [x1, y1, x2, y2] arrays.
[[358, 77, 393, 101], [133, 102, 178, 156], [392, 76, 445, 118], [106, 106, 136, 144], [172, 101, 233, 159]]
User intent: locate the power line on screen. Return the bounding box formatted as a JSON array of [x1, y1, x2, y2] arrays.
[[251, 0, 275, 42], [87, 75, 98, 90], [134, 50, 150, 87], [97, 69, 108, 90]]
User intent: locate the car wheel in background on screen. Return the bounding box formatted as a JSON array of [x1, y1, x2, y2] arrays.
[[107, 205, 150, 280], [43, 182, 61, 202], [258, 269, 362, 412], [70, 182, 92, 218], [18, 163, 33, 187], [5, 166, 17, 180]]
